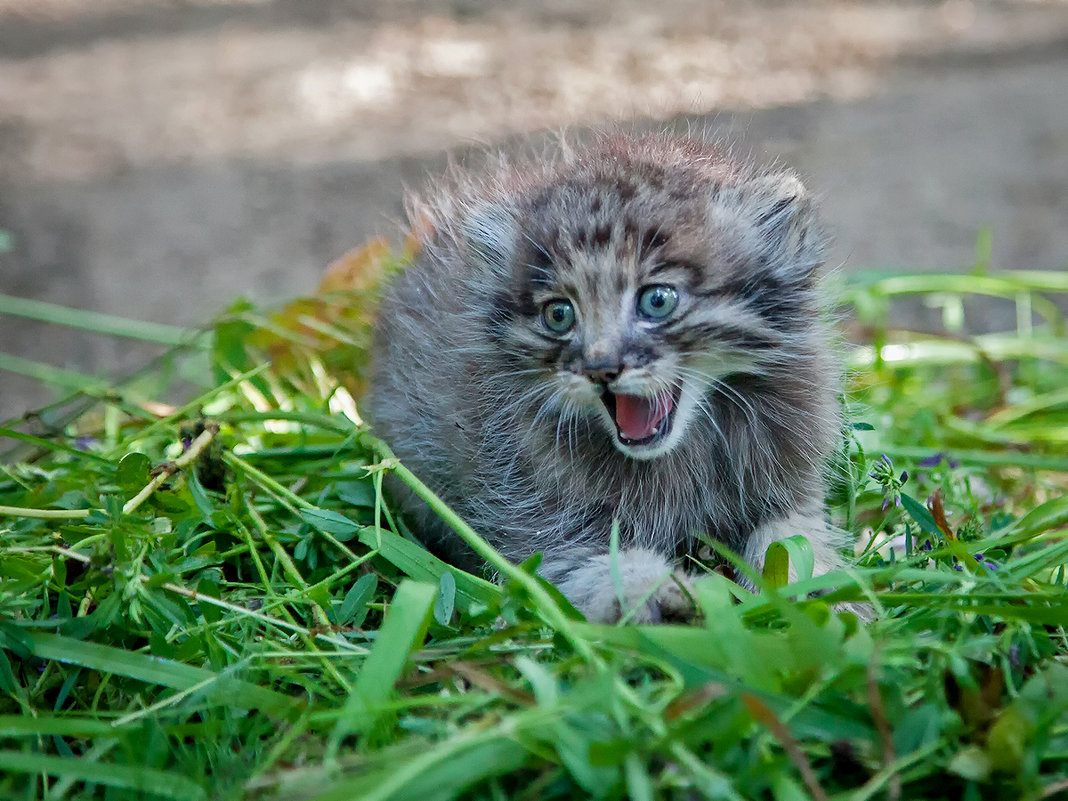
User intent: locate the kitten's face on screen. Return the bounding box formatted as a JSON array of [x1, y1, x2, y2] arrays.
[[532, 265, 761, 460], [478, 168, 817, 461]]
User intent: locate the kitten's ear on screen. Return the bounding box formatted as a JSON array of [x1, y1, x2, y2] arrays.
[[718, 172, 824, 281], [749, 173, 824, 279], [461, 203, 518, 275]]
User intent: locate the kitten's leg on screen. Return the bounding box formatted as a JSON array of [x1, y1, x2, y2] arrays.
[[543, 548, 695, 624], [741, 511, 870, 619], [740, 510, 846, 583]]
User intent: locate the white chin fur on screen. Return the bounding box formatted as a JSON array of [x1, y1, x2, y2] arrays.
[[614, 438, 676, 460]]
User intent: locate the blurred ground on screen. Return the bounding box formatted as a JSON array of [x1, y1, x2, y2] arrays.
[[2, 0, 1068, 418]]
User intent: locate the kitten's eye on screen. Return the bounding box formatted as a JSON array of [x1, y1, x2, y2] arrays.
[[637, 285, 679, 319], [542, 299, 576, 333]]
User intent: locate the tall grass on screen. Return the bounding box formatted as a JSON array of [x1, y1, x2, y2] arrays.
[[1, 254, 1066, 800]]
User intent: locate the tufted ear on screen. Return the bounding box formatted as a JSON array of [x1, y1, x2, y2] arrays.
[[748, 172, 824, 279], [714, 171, 825, 282], [461, 202, 518, 276]]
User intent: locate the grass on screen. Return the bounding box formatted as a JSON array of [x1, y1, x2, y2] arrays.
[[1, 244, 1067, 800]]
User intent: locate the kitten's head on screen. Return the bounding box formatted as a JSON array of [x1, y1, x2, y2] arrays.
[[459, 136, 826, 460]]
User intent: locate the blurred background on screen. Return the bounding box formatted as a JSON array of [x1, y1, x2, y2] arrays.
[[2, 0, 1068, 420]]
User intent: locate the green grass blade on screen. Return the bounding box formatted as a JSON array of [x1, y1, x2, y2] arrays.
[[849, 335, 1068, 370], [0, 750, 206, 800], [22, 632, 297, 718], [301, 733, 529, 801], [356, 525, 499, 610], [0, 425, 111, 463], [0, 353, 111, 393], [328, 580, 436, 749], [841, 269, 1068, 295], [0, 292, 204, 346], [0, 715, 119, 737], [763, 536, 816, 588], [872, 445, 1068, 473]]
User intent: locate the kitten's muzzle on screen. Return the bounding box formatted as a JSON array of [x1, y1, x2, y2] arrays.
[[582, 361, 622, 385], [580, 359, 680, 452]]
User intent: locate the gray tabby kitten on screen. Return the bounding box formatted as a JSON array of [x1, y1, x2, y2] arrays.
[[366, 133, 844, 623]]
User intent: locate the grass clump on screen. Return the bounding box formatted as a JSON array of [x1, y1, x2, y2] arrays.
[[1, 246, 1067, 800]]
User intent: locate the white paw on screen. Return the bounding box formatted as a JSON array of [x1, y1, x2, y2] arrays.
[[554, 549, 696, 623]]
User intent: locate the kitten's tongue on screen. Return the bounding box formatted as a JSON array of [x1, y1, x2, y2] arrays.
[[613, 392, 675, 441]]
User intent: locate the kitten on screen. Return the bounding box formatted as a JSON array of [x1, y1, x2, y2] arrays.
[[366, 133, 845, 623]]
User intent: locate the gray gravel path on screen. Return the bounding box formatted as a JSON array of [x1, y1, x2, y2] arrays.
[[2, 0, 1067, 418]]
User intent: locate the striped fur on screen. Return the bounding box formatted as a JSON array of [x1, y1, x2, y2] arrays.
[[366, 133, 845, 623]]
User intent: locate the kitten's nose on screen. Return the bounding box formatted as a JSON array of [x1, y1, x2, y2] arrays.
[[583, 361, 621, 385]]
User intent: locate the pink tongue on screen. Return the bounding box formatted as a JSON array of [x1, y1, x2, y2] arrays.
[[613, 392, 675, 441]]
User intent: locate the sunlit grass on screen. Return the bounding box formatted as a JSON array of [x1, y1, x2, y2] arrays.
[[1, 255, 1066, 800]]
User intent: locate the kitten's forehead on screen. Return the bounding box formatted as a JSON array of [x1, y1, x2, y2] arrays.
[[451, 135, 821, 321], [517, 168, 708, 288]]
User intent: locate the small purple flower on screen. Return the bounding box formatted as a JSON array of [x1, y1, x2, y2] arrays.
[[74, 436, 99, 450], [917, 452, 960, 469], [951, 554, 997, 572], [871, 454, 907, 511]]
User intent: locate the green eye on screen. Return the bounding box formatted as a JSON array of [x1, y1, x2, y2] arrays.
[[637, 285, 678, 319], [542, 299, 576, 333]]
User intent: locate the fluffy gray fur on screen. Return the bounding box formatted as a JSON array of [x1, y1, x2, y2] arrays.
[[365, 133, 845, 623]]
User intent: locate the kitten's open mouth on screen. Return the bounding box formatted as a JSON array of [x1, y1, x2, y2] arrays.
[[601, 387, 680, 447]]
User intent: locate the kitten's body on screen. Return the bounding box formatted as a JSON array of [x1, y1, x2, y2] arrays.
[[367, 134, 844, 622]]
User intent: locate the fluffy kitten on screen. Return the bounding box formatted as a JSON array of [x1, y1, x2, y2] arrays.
[[366, 133, 845, 623]]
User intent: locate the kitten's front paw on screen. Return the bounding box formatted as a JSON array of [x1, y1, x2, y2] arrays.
[[554, 549, 697, 624], [625, 568, 696, 624]]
